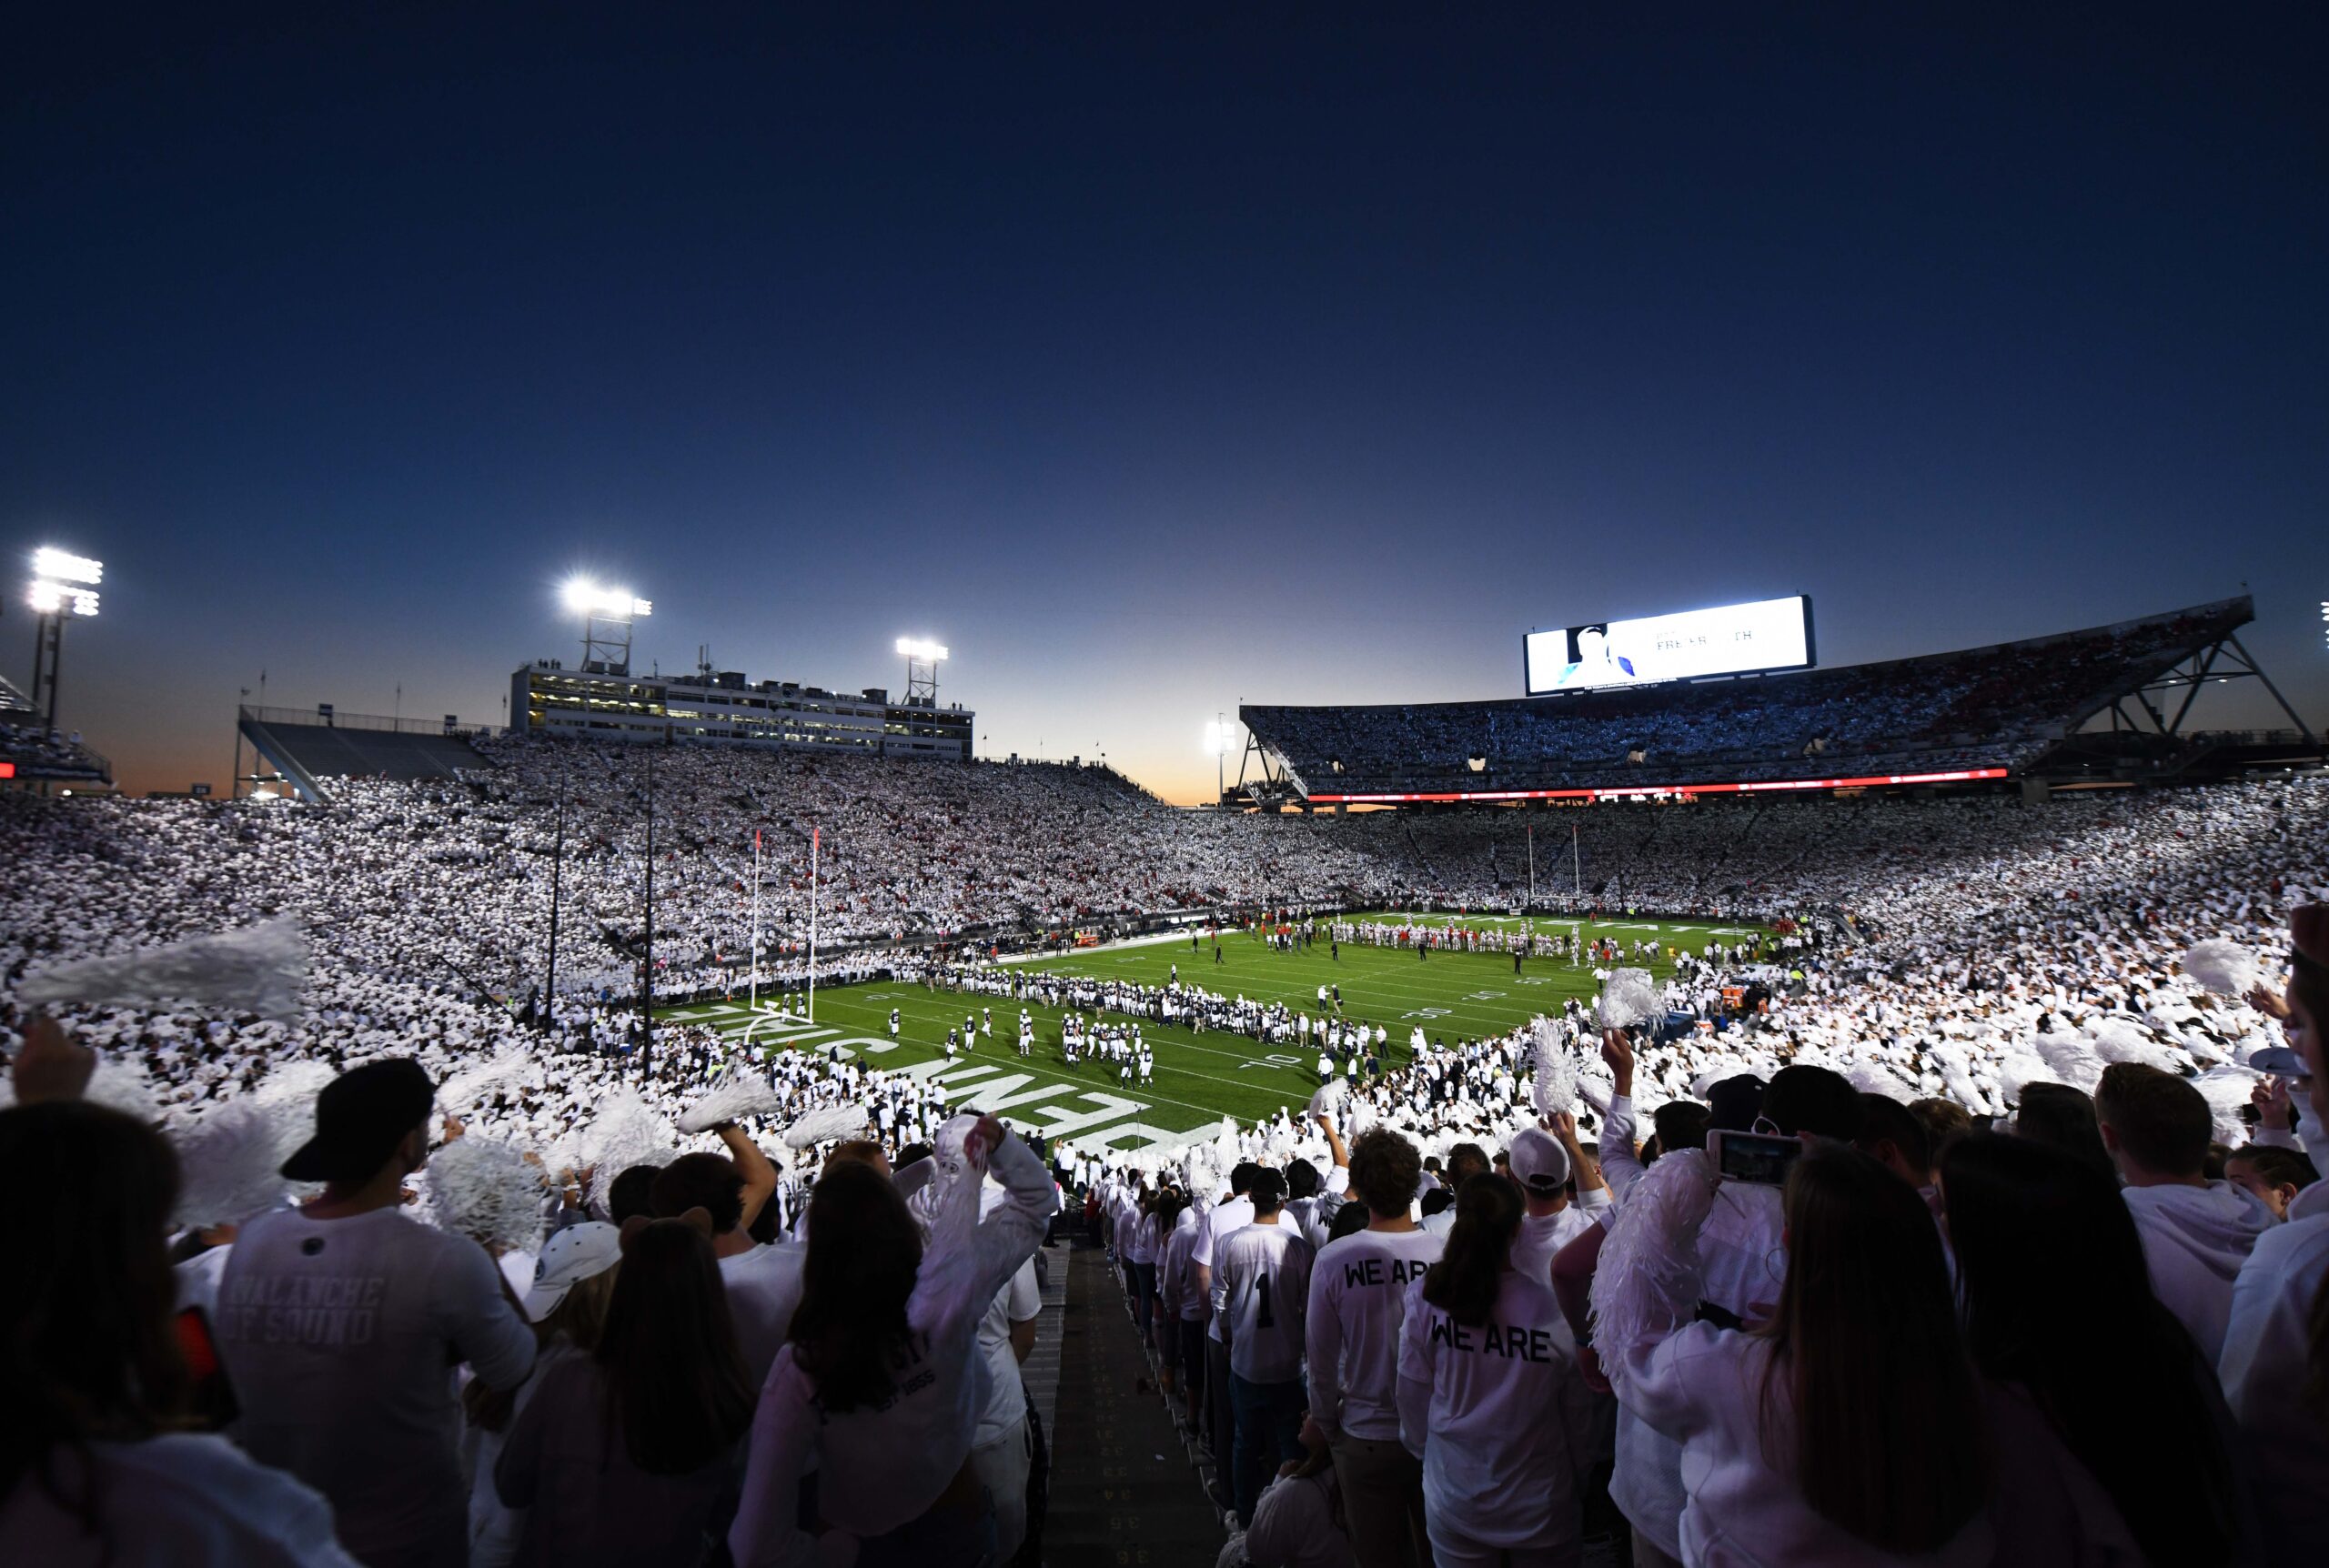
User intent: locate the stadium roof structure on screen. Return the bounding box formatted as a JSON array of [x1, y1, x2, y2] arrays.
[[1240, 596, 2315, 807]]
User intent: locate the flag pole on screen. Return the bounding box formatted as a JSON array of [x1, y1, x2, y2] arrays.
[[808, 826, 819, 1024]]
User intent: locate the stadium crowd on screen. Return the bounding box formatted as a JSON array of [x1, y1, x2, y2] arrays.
[[3, 729, 2328, 1565]]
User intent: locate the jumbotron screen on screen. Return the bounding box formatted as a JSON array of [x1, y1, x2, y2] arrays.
[[1524, 594, 1815, 694]]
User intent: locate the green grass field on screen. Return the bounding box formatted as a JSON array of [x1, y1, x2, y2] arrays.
[[661, 913, 1769, 1154]]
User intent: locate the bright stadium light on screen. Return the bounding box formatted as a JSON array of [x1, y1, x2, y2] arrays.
[[26, 579, 98, 617], [895, 637, 949, 660], [561, 578, 650, 618], [33, 548, 103, 585]]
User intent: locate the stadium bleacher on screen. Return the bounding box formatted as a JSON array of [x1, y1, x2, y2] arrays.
[[239, 708, 489, 802], [1243, 597, 2253, 799]]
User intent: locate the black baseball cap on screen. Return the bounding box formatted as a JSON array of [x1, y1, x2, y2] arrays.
[[280, 1059, 437, 1182]]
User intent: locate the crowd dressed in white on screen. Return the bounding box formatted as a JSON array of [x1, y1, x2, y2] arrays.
[[1, 748, 2326, 1567]]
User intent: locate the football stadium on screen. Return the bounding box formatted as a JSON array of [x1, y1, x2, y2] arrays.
[[7, 13, 2327, 1568]]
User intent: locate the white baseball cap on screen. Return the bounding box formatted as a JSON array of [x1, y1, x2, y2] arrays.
[[1509, 1128, 1570, 1195], [523, 1221, 621, 1322]]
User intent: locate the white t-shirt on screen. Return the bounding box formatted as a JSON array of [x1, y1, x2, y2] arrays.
[[0, 1433, 359, 1567], [216, 1206, 537, 1565], [1214, 1221, 1315, 1384], [1196, 1194, 1255, 1343], [721, 1241, 808, 1389], [1396, 1270, 1579, 1552], [1306, 1226, 1446, 1442], [973, 1256, 1043, 1447]]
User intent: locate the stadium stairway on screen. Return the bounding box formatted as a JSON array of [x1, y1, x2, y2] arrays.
[[1043, 1238, 1229, 1567]]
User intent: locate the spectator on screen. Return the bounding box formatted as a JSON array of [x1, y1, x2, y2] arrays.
[[0, 1025, 358, 1565], [217, 1059, 537, 1568], [1238, 1414, 1358, 1568], [1398, 1172, 1582, 1567], [1943, 1131, 2242, 1565], [2219, 905, 2329, 1564], [2092, 1062, 2273, 1362], [1306, 1128, 1441, 1568], [494, 1213, 754, 1566], [649, 1129, 799, 1386], [2224, 1143, 2317, 1221], [1215, 1168, 1316, 1525], [2008, 1084, 2116, 1184], [463, 1222, 621, 1568], [728, 1113, 1051, 1567], [1599, 1146, 1991, 1563]]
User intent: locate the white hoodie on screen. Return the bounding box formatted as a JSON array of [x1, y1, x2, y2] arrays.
[[2218, 1179, 2329, 1567], [2120, 1180, 2274, 1363]]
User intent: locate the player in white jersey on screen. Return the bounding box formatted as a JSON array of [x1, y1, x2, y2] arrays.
[[1213, 1168, 1316, 1526], [1306, 1127, 1443, 1568], [1397, 1173, 1585, 1567]]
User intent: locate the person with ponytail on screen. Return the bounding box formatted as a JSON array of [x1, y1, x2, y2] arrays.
[[1396, 1172, 1583, 1567], [1596, 1142, 1993, 1565], [494, 1212, 755, 1566], [2220, 904, 2329, 1563]]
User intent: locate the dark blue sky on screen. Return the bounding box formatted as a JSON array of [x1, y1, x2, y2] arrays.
[[5, 4, 2324, 799]]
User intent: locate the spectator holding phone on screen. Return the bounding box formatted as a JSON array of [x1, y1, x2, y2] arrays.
[[0, 1015, 360, 1566], [1597, 1143, 1992, 1564]]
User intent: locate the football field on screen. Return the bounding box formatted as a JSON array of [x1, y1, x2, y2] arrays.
[[660, 912, 1769, 1155]]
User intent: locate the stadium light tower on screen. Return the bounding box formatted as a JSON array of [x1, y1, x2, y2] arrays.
[[561, 578, 650, 720], [897, 637, 947, 705], [1205, 714, 1235, 806], [26, 548, 103, 729]]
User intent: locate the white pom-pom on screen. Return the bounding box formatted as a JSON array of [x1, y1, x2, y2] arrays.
[[1591, 1148, 1718, 1355], [170, 1101, 291, 1229], [2084, 1017, 2183, 1072], [676, 1076, 790, 1134], [438, 1053, 532, 1116], [1530, 1017, 1578, 1117], [85, 1056, 162, 1125], [582, 1091, 679, 1211], [2181, 940, 2257, 998], [1598, 969, 1659, 1030], [1306, 1079, 1348, 1121], [18, 918, 308, 1019], [782, 1102, 868, 1150], [2032, 1033, 2105, 1093], [426, 1137, 547, 1252]]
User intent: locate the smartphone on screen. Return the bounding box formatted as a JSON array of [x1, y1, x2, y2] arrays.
[[2249, 1046, 2312, 1082], [1709, 1129, 1803, 1186], [174, 1305, 241, 1431]]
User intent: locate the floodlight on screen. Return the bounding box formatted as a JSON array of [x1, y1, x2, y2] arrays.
[[896, 638, 949, 660], [561, 578, 650, 617], [1205, 720, 1230, 755], [27, 580, 96, 617], [33, 548, 103, 585]]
